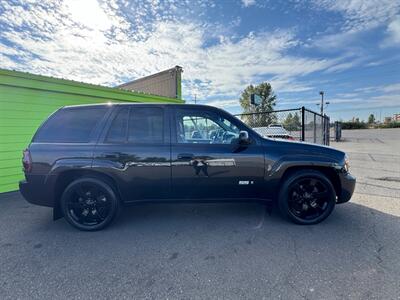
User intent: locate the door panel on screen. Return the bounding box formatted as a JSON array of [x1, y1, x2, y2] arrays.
[[172, 143, 265, 199], [171, 108, 265, 200], [94, 144, 171, 200], [93, 105, 171, 202]]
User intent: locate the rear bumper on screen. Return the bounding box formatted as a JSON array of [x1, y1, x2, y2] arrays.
[[19, 179, 54, 207], [337, 172, 356, 204]]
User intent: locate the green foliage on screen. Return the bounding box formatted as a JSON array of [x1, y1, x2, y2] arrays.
[[368, 114, 375, 124], [283, 112, 301, 131], [239, 82, 277, 127], [341, 121, 368, 129], [340, 120, 400, 129], [379, 122, 400, 128]]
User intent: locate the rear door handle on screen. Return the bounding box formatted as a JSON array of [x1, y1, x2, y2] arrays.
[[103, 152, 123, 159], [177, 153, 194, 160]]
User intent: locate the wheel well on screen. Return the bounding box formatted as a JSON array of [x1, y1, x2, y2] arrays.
[[279, 166, 341, 198], [54, 170, 121, 206]]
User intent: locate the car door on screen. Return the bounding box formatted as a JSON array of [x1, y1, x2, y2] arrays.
[[93, 105, 171, 202], [170, 106, 265, 200]]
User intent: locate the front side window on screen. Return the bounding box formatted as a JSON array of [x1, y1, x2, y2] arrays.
[[175, 111, 240, 144], [34, 106, 108, 143]]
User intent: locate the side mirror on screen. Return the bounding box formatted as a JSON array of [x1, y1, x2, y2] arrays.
[[238, 130, 250, 144]]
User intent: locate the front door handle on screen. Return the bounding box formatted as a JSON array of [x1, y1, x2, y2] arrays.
[[177, 153, 194, 160]]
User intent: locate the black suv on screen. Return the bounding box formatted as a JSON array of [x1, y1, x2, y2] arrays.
[[19, 104, 355, 230]]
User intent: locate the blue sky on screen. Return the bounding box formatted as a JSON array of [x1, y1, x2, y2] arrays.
[[0, 0, 399, 121]]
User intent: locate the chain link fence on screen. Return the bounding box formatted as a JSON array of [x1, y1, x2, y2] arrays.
[[235, 107, 330, 145]]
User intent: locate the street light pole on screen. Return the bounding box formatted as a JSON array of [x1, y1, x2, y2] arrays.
[[319, 91, 324, 115]]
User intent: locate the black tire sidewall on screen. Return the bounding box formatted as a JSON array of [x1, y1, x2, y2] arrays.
[[61, 177, 120, 231], [278, 170, 336, 225]]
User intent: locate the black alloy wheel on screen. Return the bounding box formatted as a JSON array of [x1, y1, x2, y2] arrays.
[[61, 177, 120, 231], [279, 170, 336, 225]]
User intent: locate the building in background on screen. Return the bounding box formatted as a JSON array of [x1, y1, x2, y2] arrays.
[[0, 68, 183, 193], [393, 113, 400, 122], [118, 66, 183, 99], [384, 116, 392, 124]]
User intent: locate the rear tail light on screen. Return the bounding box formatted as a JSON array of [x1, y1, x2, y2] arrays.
[[22, 149, 32, 172]]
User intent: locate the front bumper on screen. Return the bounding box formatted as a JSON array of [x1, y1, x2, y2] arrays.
[[337, 172, 356, 204], [19, 179, 54, 207]]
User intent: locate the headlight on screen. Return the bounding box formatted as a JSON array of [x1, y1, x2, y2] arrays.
[[344, 155, 350, 172]]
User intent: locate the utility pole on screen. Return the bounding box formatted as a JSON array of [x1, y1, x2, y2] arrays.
[[194, 94, 197, 104], [317, 91, 329, 115], [319, 91, 324, 115]]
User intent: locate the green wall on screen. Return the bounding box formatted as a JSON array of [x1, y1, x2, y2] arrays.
[[0, 69, 183, 193]]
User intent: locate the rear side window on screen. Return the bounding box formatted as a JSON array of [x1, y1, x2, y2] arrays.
[[34, 106, 108, 143], [128, 107, 164, 143], [105, 107, 164, 144], [105, 108, 128, 143]]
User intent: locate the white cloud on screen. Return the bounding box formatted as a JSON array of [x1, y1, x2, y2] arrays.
[[313, 0, 400, 33], [309, 1, 400, 52], [206, 99, 239, 109], [354, 86, 380, 93], [320, 83, 400, 112], [309, 30, 358, 51], [353, 83, 400, 94], [364, 94, 400, 108], [64, 0, 114, 30], [241, 0, 256, 7], [0, 0, 370, 109], [382, 15, 400, 47], [382, 83, 400, 93]]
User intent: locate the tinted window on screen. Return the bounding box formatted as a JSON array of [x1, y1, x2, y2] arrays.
[[175, 111, 240, 144], [34, 106, 108, 143], [128, 107, 164, 144], [106, 108, 128, 143]]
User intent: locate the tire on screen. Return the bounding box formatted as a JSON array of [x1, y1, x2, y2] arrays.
[[60, 177, 120, 231], [278, 169, 336, 225]]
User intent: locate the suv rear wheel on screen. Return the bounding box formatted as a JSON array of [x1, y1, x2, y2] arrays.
[[60, 177, 120, 231], [278, 169, 336, 225]]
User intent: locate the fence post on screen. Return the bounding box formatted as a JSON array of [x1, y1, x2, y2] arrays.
[[326, 116, 330, 145], [301, 106, 305, 141], [335, 121, 341, 142], [313, 113, 316, 143]]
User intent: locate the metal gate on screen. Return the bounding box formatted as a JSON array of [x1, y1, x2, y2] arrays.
[[235, 106, 330, 145]]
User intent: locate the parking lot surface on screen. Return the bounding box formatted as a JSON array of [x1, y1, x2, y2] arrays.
[[1, 128, 399, 299]]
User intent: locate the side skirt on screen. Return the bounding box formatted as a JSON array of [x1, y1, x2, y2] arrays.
[[122, 197, 274, 206]]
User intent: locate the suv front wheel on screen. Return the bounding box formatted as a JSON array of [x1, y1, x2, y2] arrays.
[[278, 169, 336, 225], [60, 177, 120, 231]]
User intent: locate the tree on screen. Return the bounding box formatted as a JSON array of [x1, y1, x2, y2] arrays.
[[283, 112, 301, 131], [368, 114, 375, 124], [239, 82, 277, 127]]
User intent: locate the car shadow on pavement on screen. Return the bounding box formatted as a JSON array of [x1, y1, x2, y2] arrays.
[[110, 200, 399, 237]]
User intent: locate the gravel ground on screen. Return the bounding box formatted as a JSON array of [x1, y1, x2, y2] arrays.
[[0, 128, 399, 299]]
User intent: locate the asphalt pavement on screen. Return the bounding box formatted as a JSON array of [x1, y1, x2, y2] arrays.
[[0, 128, 399, 299]]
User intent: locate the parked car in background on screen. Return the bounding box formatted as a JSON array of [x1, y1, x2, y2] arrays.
[[268, 124, 284, 128], [253, 125, 295, 140], [20, 104, 355, 231]]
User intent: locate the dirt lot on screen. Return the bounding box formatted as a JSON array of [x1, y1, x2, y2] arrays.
[[0, 128, 399, 299]]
